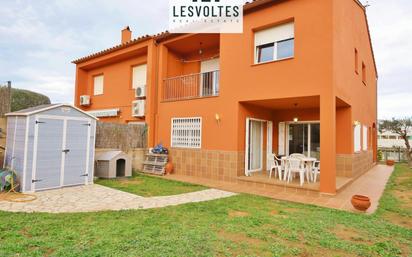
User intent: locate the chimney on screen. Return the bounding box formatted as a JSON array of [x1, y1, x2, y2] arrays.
[[121, 26, 132, 44]]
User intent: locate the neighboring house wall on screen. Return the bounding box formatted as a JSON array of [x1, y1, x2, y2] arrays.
[[75, 39, 158, 146]]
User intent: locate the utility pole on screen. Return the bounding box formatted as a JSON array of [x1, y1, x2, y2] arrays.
[[0, 81, 12, 116]]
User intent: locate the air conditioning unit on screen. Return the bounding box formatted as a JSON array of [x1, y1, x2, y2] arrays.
[[132, 100, 145, 117], [135, 85, 146, 98], [80, 95, 90, 106]]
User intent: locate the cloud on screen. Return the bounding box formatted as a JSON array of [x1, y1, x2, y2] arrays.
[[0, 0, 411, 119], [0, 0, 167, 104]]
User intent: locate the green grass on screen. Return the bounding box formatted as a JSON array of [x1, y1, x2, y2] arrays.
[[95, 172, 207, 197], [0, 165, 411, 257]]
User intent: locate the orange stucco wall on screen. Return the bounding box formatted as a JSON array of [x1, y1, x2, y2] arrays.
[[333, 0, 378, 160]]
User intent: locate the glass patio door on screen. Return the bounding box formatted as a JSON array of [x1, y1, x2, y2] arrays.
[[288, 124, 309, 155], [287, 123, 320, 159], [245, 118, 263, 175]]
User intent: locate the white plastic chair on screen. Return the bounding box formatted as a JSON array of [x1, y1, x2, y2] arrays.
[[274, 155, 285, 180], [312, 161, 320, 182], [269, 158, 281, 180], [286, 158, 306, 186], [289, 153, 306, 159]]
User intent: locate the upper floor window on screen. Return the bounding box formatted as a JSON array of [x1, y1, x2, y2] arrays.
[[362, 62, 366, 85], [93, 75, 104, 95], [132, 64, 147, 89], [254, 22, 294, 64], [354, 48, 359, 74]]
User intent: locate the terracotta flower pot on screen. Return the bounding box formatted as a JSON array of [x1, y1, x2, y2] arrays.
[[351, 195, 371, 211], [386, 160, 395, 166], [165, 162, 174, 175]]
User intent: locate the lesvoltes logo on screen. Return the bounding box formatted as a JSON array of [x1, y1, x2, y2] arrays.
[[169, 0, 244, 33]]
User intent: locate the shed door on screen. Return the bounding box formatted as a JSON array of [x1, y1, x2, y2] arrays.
[[63, 120, 90, 186], [33, 118, 64, 191]]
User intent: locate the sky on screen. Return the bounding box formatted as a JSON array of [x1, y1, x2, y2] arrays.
[[0, 0, 411, 119]]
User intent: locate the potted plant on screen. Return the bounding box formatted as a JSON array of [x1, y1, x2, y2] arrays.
[[351, 195, 371, 211], [386, 159, 395, 166]]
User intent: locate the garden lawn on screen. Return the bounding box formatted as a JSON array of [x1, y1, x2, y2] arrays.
[[95, 172, 206, 197], [0, 165, 411, 257]]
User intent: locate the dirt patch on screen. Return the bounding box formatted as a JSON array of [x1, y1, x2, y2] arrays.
[[219, 230, 262, 246], [217, 230, 270, 257], [44, 248, 55, 257], [20, 227, 32, 238], [228, 210, 250, 218], [305, 247, 357, 257], [383, 213, 412, 229], [270, 209, 279, 215], [333, 224, 370, 245], [392, 189, 412, 210]]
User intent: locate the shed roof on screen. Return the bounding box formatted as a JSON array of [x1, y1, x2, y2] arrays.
[[5, 104, 99, 120]]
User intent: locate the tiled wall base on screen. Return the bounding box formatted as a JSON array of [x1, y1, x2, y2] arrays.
[[336, 150, 374, 178], [169, 149, 244, 182]]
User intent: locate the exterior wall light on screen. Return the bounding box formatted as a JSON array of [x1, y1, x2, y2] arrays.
[[293, 117, 299, 123], [215, 113, 221, 123], [354, 120, 361, 126]]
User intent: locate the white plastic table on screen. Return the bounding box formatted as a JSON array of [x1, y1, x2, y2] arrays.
[[281, 156, 317, 182]]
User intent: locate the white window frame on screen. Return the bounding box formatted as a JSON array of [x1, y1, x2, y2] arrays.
[[254, 22, 295, 64], [93, 75, 104, 96], [171, 117, 202, 149], [285, 121, 320, 158]]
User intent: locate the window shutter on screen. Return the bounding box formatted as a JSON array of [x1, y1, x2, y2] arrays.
[[255, 22, 294, 46], [363, 125, 368, 150], [200, 58, 219, 73], [278, 122, 285, 155], [354, 124, 361, 152], [94, 75, 104, 95], [132, 64, 147, 89]]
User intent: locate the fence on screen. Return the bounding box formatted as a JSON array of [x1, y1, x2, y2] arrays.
[[95, 122, 147, 151], [379, 147, 409, 162], [163, 70, 220, 101], [0, 82, 11, 117]]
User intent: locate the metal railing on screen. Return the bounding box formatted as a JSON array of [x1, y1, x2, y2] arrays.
[[163, 70, 220, 101]]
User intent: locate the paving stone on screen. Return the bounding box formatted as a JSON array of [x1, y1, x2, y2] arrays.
[[0, 185, 236, 213]]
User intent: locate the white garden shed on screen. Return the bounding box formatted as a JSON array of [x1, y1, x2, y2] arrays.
[[4, 104, 97, 192]]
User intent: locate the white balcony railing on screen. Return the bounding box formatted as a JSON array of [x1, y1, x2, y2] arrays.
[[163, 70, 220, 101]]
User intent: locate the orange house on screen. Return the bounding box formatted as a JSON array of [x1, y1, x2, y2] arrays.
[[73, 0, 377, 194]]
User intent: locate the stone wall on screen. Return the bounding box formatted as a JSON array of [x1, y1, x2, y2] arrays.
[[169, 149, 243, 182], [336, 150, 374, 178]]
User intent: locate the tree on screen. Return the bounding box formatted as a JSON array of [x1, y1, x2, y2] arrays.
[[11, 88, 51, 112], [379, 118, 412, 167]]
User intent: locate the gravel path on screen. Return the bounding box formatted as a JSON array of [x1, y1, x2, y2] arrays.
[[0, 184, 237, 213]]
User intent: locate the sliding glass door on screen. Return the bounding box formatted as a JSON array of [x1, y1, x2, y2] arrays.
[[287, 123, 320, 159]]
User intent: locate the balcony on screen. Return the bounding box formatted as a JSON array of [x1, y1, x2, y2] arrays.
[[162, 70, 220, 101]]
